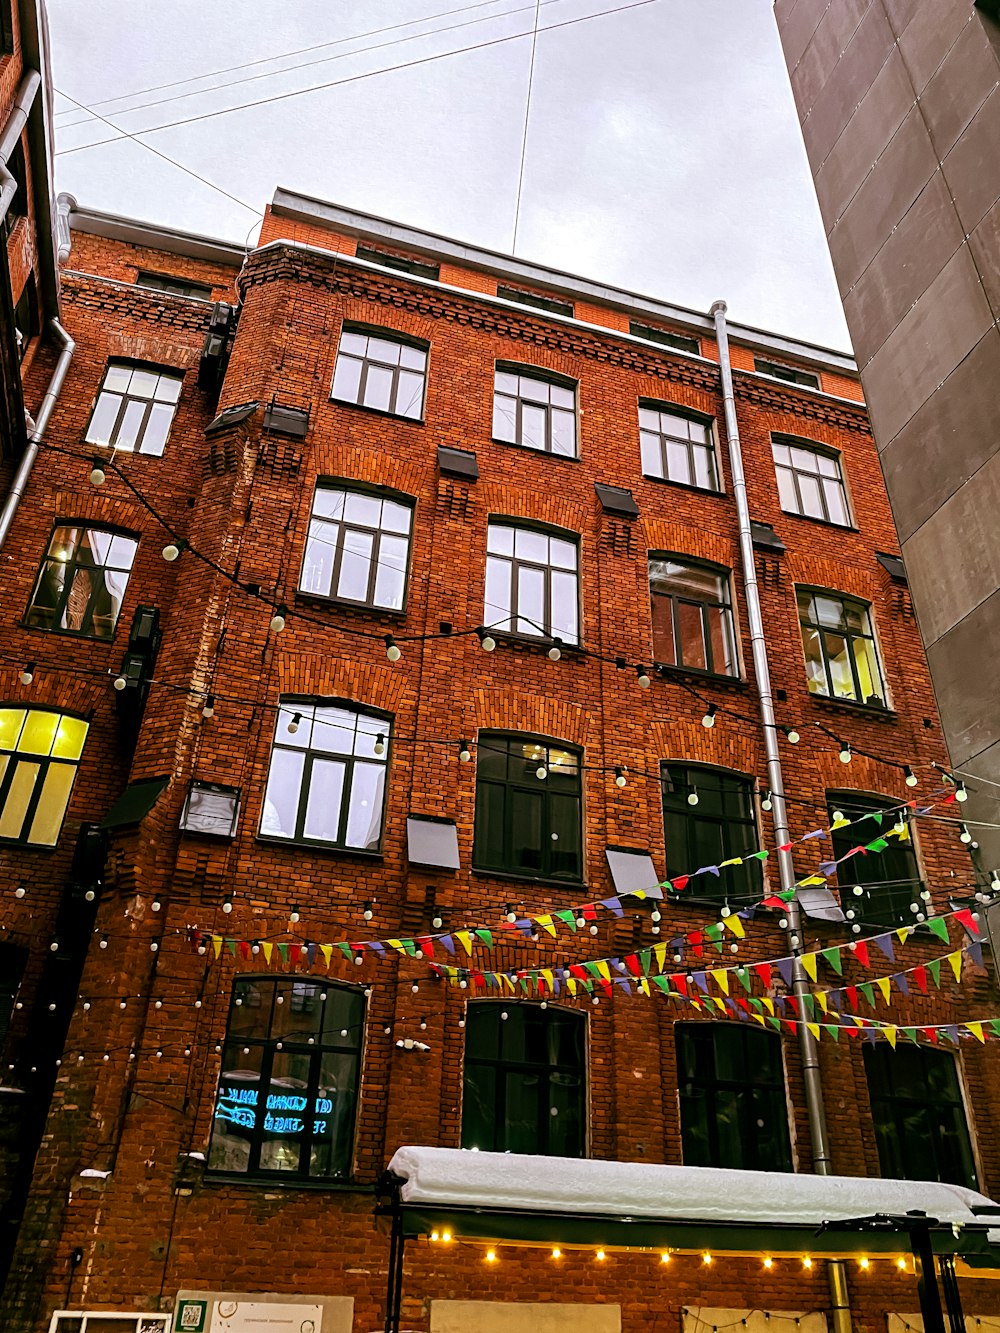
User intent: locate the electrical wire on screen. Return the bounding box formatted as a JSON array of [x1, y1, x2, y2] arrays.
[[56, 0, 667, 157], [511, 0, 541, 252]]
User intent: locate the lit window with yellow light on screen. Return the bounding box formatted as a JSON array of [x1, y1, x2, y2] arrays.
[[0, 709, 89, 846], [796, 589, 887, 708]]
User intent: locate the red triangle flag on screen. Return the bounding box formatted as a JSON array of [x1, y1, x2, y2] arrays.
[[624, 954, 641, 977], [954, 907, 980, 935], [672, 876, 690, 893], [913, 964, 928, 994], [753, 962, 773, 987], [289, 943, 301, 965], [853, 940, 869, 968], [846, 985, 859, 1010], [672, 973, 689, 996]]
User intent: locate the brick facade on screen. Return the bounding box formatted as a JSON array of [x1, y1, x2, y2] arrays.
[[0, 198, 997, 1333]]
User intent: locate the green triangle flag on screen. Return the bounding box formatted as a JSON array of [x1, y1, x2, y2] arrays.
[[749, 850, 769, 861], [401, 939, 417, 956], [226, 938, 237, 957], [902, 1027, 919, 1044], [337, 942, 353, 961], [475, 929, 493, 948], [555, 910, 577, 931], [859, 982, 875, 1008], [866, 812, 883, 826], [779, 888, 796, 900], [865, 837, 888, 853], [639, 949, 653, 976], [821, 947, 843, 975], [800, 993, 815, 1018], [927, 958, 942, 988], [925, 917, 950, 944], [277, 942, 289, 963], [652, 976, 672, 994], [584, 961, 602, 979], [735, 967, 751, 992], [988, 1020, 1000, 1039], [766, 1015, 781, 1031], [824, 1024, 840, 1042], [748, 996, 763, 1013]]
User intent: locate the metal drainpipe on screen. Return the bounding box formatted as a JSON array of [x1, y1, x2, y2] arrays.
[[711, 300, 852, 1333], [0, 318, 75, 550], [0, 71, 41, 221]]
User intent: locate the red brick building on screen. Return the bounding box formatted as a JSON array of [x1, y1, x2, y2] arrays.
[[1, 177, 999, 1333]]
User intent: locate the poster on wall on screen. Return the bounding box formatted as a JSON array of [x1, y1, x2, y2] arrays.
[[209, 1301, 324, 1333]]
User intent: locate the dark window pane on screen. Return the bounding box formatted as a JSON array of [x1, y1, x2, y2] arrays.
[[864, 1045, 976, 1189], [649, 558, 736, 677], [473, 733, 582, 881]]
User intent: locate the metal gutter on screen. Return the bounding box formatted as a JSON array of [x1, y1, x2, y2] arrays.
[[0, 71, 40, 223], [711, 298, 852, 1333], [65, 203, 246, 267], [17, 0, 60, 319]]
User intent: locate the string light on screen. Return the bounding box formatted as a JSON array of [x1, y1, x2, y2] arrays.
[[859, 1257, 870, 1271], [289, 904, 300, 923], [536, 763, 548, 780], [113, 673, 127, 691], [761, 788, 773, 811], [614, 766, 627, 787], [763, 1257, 773, 1269], [19, 662, 34, 685], [702, 705, 717, 729], [839, 743, 852, 764], [201, 694, 215, 719], [896, 1258, 908, 1271], [270, 604, 288, 633], [702, 1252, 713, 1265], [476, 626, 496, 652], [595, 1249, 606, 1261], [783, 727, 800, 744], [660, 1252, 671, 1264], [551, 1248, 561, 1259], [904, 766, 918, 787], [161, 538, 184, 562], [287, 711, 302, 734], [960, 824, 972, 844], [363, 902, 373, 921], [374, 733, 386, 756], [802, 1257, 813, 1270], [459, 740, 472, 762], [89, 457, 106, 486], [956, 783, 968, 803], [221, 894, 233, 914], [548, 640, 562, 661], [485, 1249, 497, 1263], [385, 634, 401, 662], [14, 883, 25, 899], [687, 786, 699, 807], [636, 664, 651, 689]]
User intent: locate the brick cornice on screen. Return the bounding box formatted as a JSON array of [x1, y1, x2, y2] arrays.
[[61, 272, 217, 334], [733, 369, 871, 435]]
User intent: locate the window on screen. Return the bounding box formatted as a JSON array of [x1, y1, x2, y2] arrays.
[[330, 327, 427, 420], [208, 977, 365, 1181], [355, 245, 440, 282], [676, 1023, 792, 1171], [797, 590, 887, 707], [260, 701, 389, 851], [492, 366, 577, 457], [484, 521, 579, 644], [630, 322, 700, 356], [84, 362, 183, 456], [135, 270, 213, 300], [300, 483, 413, 611], [25, 526, 137, 639], [773, 438, 849, 526], [462, 1003, 585, 1156], [662, 765, 761, 902], [864, 1045, 976, 1189], [49, 1316, 171, 1333], [640, 405, 718, 490], [828, 792, 921, 928], [0, 709, 88, 846], [649, 557, 737, 676], [754, 358, 820, 390], [474, 735, 582, 882], [496, 285, 574, 318]]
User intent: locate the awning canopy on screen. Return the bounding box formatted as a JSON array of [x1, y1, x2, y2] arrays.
[[383, 1147, 1000, 1267]]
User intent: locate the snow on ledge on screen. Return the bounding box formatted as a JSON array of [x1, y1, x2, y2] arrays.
[[388, 1147, 997, 1231]]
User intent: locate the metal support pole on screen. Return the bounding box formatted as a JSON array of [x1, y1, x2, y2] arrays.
[[910, 1224, 946, 1333], [384, 1210, 404, 1333], [711, 301, 851, 1333], [937, 1254, 965, 1333]]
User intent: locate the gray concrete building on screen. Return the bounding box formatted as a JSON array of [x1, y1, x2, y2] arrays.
[[774, 0, 1000, 865]]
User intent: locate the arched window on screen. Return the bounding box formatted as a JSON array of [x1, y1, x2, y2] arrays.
[[331, 326, 427, 420], [484, 519, 579, 644], [639, 402, 719, 490], [473, 734, 583, 882], [649, 556, 737, 677], [25, 525, 138, 640], [864, 1044, 976, 1189], [796, 589, 887, 707], [208, 977, 365, 1181], [828, 791, 921, 928], [462, 1003, 586, 1157], [260, 700, 390, 851], [492, 364, 577, 457], [661, 763, 761, 903], [299, 480, 414, 611], [0, 708, 89, 846], [772, 437, 850, 526], [676, 1022, 792, 1171], [84, 361, 183, 455]]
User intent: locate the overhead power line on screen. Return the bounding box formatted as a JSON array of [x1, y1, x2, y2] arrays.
[[56, 0, 665, 157]]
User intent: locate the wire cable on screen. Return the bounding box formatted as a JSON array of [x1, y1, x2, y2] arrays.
[[512, 0, 541, 253]]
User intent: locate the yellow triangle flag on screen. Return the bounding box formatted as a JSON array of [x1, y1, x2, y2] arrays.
[[455, 931, 474, 956], [654, 943, 668, 972], [710, 969, 729, 995], [947, 951, 963, 982], [503, 974, 517, 992], [596, 960, 611, 982], [720, 857, 743, 868], [212, 936, 222, 959], [800, 953, 818, 982], [387, 938, 404, 953], [831, 815, 850, 830], [875, 976, 892, 1004], [762, 997, 775, 1016], [751, 1013, 767, 1026], [852, 1015, 866, 1028], [567, 978, 577, 996], [815, 991, 828, 1015], [967, 1021, 985, 1043], [896, 927, 910, 943], [535, 915, 557, 938], [639, 977, 650, 997], [320, 944, 332, 968], [883, 1026, 897, 1048], [724, 914, 745, 938], [261, 941, 273, 964], [799, 875, 827, 887], [539, 969, 553, 992], [806, 1022, 821, 1041], [712, 996, 727, 1013]]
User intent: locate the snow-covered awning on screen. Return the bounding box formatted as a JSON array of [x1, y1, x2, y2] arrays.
[[383, 1147, 1000, 1266]]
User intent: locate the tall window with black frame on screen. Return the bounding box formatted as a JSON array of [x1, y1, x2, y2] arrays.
[[797, 590, 887, 707], [462, 1003, 585, 1156], [829, 793, 922, 928], [473, 735, 582, 882], [676, 1023, 792, 1171], [662, 765, 761, 904], [208, 978, 365, 1181], [649, 557, 738, 677], [863, 1044, 977, 1189]]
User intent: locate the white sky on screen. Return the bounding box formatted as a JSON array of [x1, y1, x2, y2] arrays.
[[48, 0, 851, 351]]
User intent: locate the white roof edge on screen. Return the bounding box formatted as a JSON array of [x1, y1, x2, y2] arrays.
[[388, 1147, 997, 1230], [270, 188, 858, 376], [67, 204, 246, 268]]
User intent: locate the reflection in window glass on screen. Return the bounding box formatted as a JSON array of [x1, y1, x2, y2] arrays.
[[330, 328, 427, 419], [828, 792, 921, 928], [0, 708, 88, 846], [492, 367, 577, 456], [84, 361, 182, 455], [300, 483, 413, 611], [473, 734, 582, 881], [260, 701, 390, 850], [484, 521, 579, 643], [797, 590, 886, 706], [462, 1003, 585, 1156], [864, 1044, 976, 1189], [208, 977, 365, 1181], [662, 765, 760, 904], [772, 439, 849, 525], [25, 526, 137, 640], [649, 558, 737, 676], [639, 405, 718, 490]]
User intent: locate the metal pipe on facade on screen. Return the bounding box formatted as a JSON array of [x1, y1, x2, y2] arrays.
[[0, 318, 75, 550], [0, 70, 41, 223], [711, 299, 852, 1333]]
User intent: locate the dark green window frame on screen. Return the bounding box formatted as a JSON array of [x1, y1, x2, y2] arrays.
[[473, 733, 583, 883], [461, 1002, 586, 1157], [24, 524, 138, 640], [662, 764, 761, 904], [208, 976, 365, 1182], [864, 1044, 977, 1190], [797, 588, 887, 708], [829, 791, 922, 929], [676, 1022, 792, 1171]]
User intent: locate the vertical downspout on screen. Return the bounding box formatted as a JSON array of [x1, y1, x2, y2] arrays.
[[711, 300, 852, 1333], [0, 318, 75, 550]]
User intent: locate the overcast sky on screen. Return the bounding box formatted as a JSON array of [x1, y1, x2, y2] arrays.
[[48, 0, 851, 351]]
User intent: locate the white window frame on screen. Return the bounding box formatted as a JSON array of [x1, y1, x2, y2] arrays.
[[48, 1314, 171, 1333]]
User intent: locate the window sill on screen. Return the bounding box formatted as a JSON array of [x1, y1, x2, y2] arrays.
[[256, 836, 384, 861], [472, 866, 586, 892], [654, 663, 749, 690], [491, 437, 580, 462], [641, 474, 727, 500], [293, 590, 408, 621], [808, 694, 897, 722], [779, 509, 857, 534], [18, 621, 120, 645], [204, 1172, 374, 1194], [329, 396, 424, 427], [489, 630, 585, 657], [0, 837, 57, 852]]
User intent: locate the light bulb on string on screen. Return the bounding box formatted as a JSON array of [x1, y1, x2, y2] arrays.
[[89, 457, 106, 486], [385, 634, 401, 662], [14, 883, 25, 899], [614, 766, 627, 788], [221, 894, 233, 915], [476, 626, 496, 652], [268, 604, 289, 633], [289, 904, 300, 923], [536, 764, 548, 780], [636, 664, 651, 689], [19, 662, 34, 686], [761, 788, 772, 812], [702, 705, 717, 729], [113, 673, 128, 691], [687, 786, 699, 807], [363, 902, 373, 921], [548, 639, 562, 661], [201, 694, 215, 719], [960, 824, 973, 844], [576, 913, 586, 928], [286, 711, 302, 734], [904, 766, 918, 788], [589, 923, 598, 935], [956, 783, 968, 803], [374, 733, 386, 757], [651, 909, 661, 923], [459, 740, 472, 763], [161, 538, 184, 562], [839, 743, 852, 764], [432, 913, 443, 929], [783, 727, 800, 744], [151, 897, 161, 912]]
